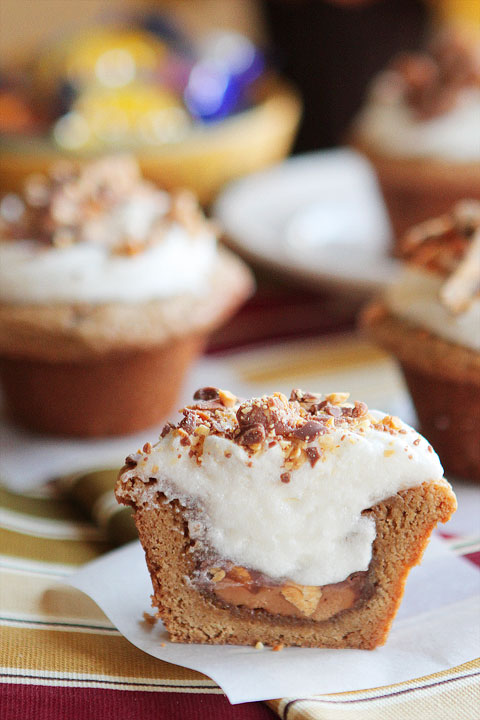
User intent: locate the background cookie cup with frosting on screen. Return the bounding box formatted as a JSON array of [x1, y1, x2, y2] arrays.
[[362, 201, 480, 481], [350, 29, 480, 243], [0, 156, 254, 437]]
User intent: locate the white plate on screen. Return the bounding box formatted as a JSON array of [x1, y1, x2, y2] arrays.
[[214, 148, 400, 293]]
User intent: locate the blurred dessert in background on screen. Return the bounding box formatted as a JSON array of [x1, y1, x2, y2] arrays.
[[350, 28, 480, 242], [0, 155, 254, 437], [363, 201, 480, 481], [0, 12, 300, 203]]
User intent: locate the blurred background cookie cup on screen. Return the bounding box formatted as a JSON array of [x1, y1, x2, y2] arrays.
[[361, 201, 480, 482], [349, 27, 480, 245], [0, 156, 254, 437]]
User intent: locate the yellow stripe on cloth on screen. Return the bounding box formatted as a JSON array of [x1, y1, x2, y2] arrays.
[[268, 659, 480, 720], [233, 335, 389, 385], [228, 334, 407, 411], [1, 625, 217, 692], [0, 527, 111, 565]]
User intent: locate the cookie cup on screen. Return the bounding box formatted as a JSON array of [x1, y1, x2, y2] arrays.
[[362, 303, 480, 482], [118, 477, 455, 648], [0, 249, 253, 437], [351, 138, 480, 243]]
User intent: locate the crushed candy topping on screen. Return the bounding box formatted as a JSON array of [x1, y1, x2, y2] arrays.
[[382, 28, 480, 120], [399, 200, 480, 314], [146, 387, 412, 475], [0, 155, 212, 253]]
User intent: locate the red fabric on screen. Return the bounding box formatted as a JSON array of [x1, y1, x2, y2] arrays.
[[0, 685, 278, 720], [207, 280, 358, 353], [465, 550, 480, 567]]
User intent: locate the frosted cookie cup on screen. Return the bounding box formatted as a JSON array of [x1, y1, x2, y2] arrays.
[[116, 388, 456, 648], [350, 30, 480, 242], [0, 157, 253, 436], [363, 201, 480, 481]]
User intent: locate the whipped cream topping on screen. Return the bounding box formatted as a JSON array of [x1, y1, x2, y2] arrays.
[[355, 30, 480, 161], [386, 266, 480, 351], [0, 156, 217, 304], [354, 86, 480, 162], [0, 228, 216, 304], [119, 389, 443, 587]]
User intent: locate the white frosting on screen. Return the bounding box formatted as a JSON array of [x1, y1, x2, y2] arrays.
[[386, 266, 480, 351], [355, 86, 480, 162], [125, 414, 443, 586], [0, 226, 217, 304]]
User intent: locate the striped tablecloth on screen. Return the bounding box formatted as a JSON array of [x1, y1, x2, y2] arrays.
[[1, 283, 479, 719], [1, 478, 479, 720]]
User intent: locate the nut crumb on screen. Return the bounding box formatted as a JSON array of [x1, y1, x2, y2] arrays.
[[325, 392, 350, 404], [254, 641, 264, 650], [209, 568, 226, 583], [229, 566, 252, 584], [272, 643, 284, 652], [219, 389, 237, 408], [142, 612, 157, 626], [281, 583, 322, 616], [195, 424, 210, 436], [143, 442, 152, 454]]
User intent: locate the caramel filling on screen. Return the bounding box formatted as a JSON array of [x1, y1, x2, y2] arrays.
[[205, 565, 368, 621]]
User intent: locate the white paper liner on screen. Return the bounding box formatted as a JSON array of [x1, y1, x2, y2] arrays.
[[68, 535, 480, 704]]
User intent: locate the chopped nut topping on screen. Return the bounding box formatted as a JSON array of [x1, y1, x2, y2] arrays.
[[126, 389, 412, 475], [374, 415, 402, 433], [160, 423, 175, 438], [218, 389, 237, 408], [209, 568, 226, 583], [124, 455, 138, 468], [384, 28, 480, 121], [325, 392, 350, 405], [281, 583, 322, 617], [400, 200, 480, 313], [254, 641, 264, 650], [229, 566, 252, 585], [194, 424, 210, 436], [0, 157, 214, 252]]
